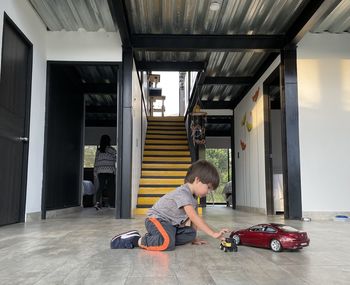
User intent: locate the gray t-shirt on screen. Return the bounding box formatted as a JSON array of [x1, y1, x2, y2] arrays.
[[147, 184, 198, 226]]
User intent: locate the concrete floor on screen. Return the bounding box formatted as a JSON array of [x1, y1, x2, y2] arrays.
[[0, 206, 349, 285]]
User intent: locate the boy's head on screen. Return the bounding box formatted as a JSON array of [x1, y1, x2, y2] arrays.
[[185, 160, 220, 191]]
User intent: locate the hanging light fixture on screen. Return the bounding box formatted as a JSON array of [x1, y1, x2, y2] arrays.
[[209, 1, 221, 11]]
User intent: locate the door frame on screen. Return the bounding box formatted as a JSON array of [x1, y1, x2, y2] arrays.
[[1, 13, 33, 223], [263, 66, 279, 216], [42, 61, 122, 219]]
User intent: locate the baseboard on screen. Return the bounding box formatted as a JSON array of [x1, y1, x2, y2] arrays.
[[26, 211, 41, 222], [46, 206, 82, 218], [302, 211, 350, 221]]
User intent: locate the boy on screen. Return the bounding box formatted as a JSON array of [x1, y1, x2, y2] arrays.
[[111, 160, 229, 251]]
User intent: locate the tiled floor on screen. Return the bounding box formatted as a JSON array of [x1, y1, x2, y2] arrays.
[[0, 206, 349, 285]]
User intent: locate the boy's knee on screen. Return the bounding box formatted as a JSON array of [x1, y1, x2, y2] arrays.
[[163, 237, 176, 251], [165, 241, 176, 251]]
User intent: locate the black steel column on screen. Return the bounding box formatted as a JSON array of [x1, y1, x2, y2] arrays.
[[280, 47, 302, 219], [119, 47, 133, 218]]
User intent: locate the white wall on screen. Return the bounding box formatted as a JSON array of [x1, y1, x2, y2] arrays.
[[47, 31, 122, 61], [234, 57, 280, 213], [298, 33, 350, 214], [0, 1, 47, 215], [131, 61, 143, 215], [85, 127, 116, 145]]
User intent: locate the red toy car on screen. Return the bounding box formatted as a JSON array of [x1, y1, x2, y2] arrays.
[[230, 223, 310, 252]]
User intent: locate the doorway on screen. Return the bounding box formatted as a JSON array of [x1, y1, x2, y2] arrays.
[[263, 67, 284, 215], [42, 62, 120, 218], [0, 14, 33, 226]]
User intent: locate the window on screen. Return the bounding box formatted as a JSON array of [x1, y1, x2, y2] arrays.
[[84, 145, 97, 168], [206, 148, 231, 204], [265, 227, 277, 233]]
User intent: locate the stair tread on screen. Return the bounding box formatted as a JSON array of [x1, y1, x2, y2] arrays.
[[144, 150, 190, 155], [144, 145, 189, 150], [143, 157, 191, 162], [146, 140, 188, 145], [148, 116, 184, 121], [142, 170, 187, 176], [142, 163, 190, 169]]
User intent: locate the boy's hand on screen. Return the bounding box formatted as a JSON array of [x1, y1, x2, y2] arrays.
[[212, 228, 230, 240], [192, 238, 208, 245]]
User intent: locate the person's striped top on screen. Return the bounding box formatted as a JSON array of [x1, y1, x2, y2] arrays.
[[94, 146, 117, 175]]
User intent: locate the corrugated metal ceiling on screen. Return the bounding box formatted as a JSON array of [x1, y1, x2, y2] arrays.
[[125, 0, 306, 35], [311, 0, 350, 33], [27, 0, 349, 112], [29, 0, 116, 32]]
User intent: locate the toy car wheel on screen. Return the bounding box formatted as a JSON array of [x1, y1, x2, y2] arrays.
[[223, 247, 227, 252], [270, 239, 282, 252], [220, 245, 223, 250], [232, 234, 240, 245]]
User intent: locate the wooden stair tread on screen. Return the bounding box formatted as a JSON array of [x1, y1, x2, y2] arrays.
[[144, 150, 190, 156], [137, 197, 161, 205], [147, 126, 186, 130], [146, 135, 187, 139], [143, 157, 191, 162], [144, 145, 189, 150], [148, 121, 184, 125], [147, 130, 187, 135], [142, 170, 187, 177], [142, 163, 190, 169], [146, 139, 188, 145], [139, 187, 175, 195], [148, 116, 184, 122], [140, 178, 184, 185]]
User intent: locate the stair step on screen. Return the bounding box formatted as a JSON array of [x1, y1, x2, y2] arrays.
[[142, 170, 187, 177], [139, 187, 175, 195], [144, 145, 189, 150], [137, 197, 161, 205], [148, 116, 184, 122], [148, 116, 184, 120], [148, 121, 184, 126], [144, 150, 190, 156], [147, 130, 187, 135], [146, 134, 187, 139], [142, 163, 190, 170], [146, 139, 188, 145], [143, 157, 191, 162], [140, 178, 184, 186], [134, 208, 149, 215], [148, 126, 185, 130]]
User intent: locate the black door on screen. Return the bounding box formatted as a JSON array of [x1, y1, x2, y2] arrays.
[[43, 64, 84, 212], [0, 15, 32, 226]]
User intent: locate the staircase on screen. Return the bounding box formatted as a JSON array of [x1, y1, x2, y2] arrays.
[[134, 116, 192, 215]]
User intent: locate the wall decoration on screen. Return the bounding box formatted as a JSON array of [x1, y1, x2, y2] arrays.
[[240, 139, 247, 151], [241, 113, 246, 126], [252, 88, 259, 102], [246, 111, 253, 132]]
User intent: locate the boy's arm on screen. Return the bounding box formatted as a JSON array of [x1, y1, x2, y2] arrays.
[[183, 205, 228, 239]]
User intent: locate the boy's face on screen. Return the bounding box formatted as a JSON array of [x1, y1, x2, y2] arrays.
[[193, 177, 214, 198]]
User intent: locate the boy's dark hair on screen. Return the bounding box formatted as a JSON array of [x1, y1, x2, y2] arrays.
[[184, 160, 220, 189]]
